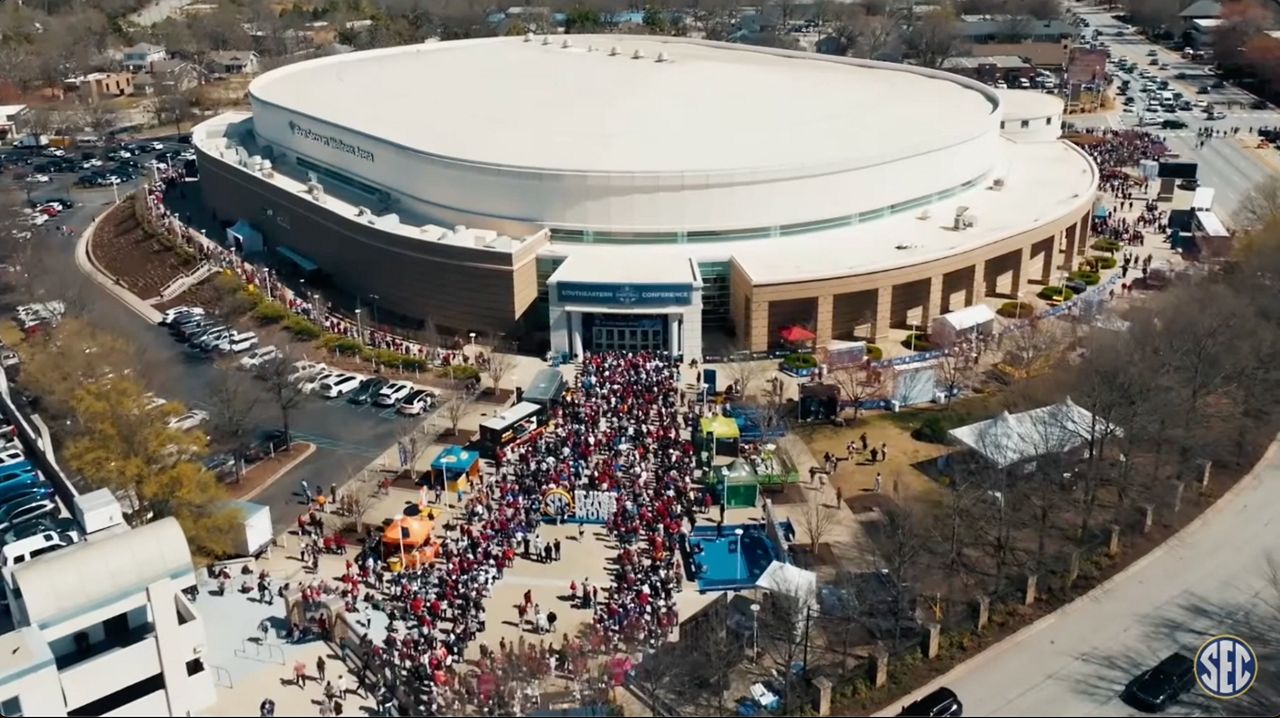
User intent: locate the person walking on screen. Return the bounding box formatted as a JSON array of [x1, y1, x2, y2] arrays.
[[860, 432, 868, 452], [336, 673, 348, 699], [880, 442, 888, 463], [299, 479, 311, 505], [874, 472, 882, 493], [869, 447, 879, 463], [259, 697, 276, 717], [553, 538, 562, 561], [317, 655, 327, 682], [293, 661, 307, 688], [330, 483, 337, 504], [258, 619, 270, 645]]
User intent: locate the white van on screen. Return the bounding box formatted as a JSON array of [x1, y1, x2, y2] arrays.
[[1, 531, 77, 570]]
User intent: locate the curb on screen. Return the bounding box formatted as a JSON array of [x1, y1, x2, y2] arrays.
[[74, 196, 164, 325], [875, 438, 1280, 716], [238, 442, 317, 502]]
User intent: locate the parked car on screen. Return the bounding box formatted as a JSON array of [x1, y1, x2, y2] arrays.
[[897, 687, 963, 717], [166, 410, 209, 431], [0, 475, 45, 500], [0, 497, 58, 533], [1178, 178, 1200, 190], [287, 360, 326, 384], [0, 463, 37, 486], [0, 486, 54, 514], [347, 377, 389, 405], [0, 350, 18, 370], [2, 516, 79, 545], [40, 147, 65, 158], [318, 373, 362, 399], [160, 305, 204, 326], [397, 389, 434, 416], [375, 381, 413, 407], [145, 141, 164, 152], [1, 530, 77, 569], [107, 149, 132, 160], [202, 453, 238, 481], [244, 430, 290, 462], [240, 345, 280, 370], [1122, 653, 1195, 712], [24, 174, 50, 184], [216, 330, 258, 353], [0, 449, 25, 467], [194, 328, 231, 351], [300, 371, 338, 394]]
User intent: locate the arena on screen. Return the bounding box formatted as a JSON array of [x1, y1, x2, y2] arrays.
[[192, 35, 1098, 356]]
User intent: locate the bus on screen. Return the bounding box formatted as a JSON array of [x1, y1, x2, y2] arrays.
[[477, 401, 546, 459]]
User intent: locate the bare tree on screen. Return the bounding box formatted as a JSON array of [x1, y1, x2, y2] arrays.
[[826, 361, 887, 423], [256, 344, 307, 445], [872, 504, 930, 650], [1238, 175, 1280, 231], [723, 359, 773, 400], [798, 490, 840, 552], [904, 3, 962, 69], [439, 386, 477, 437], [205, 369, 262, 481], [483, 333, 518, 397]]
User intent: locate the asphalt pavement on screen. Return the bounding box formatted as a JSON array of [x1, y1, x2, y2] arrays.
[[7, 156, 425, 533], [1073, 3, 1280, 223]]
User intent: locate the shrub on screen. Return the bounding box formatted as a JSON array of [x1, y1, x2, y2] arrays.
[[912, 414, 956, 443], [997, 301, 1035, 318], [1092, 254, 1118, 270], [438, 364, 480, 382], [901, 332, 932, 351], [1070, 269, 1101, 286], [782, 353, 818, 370], [865, 344, 883, 361], [320, 334, 363, 355], [1038, 286, 1075, 301], [283, 315, 322, 340], [252, 301, 289, 325], [1091, 238, 1121, 253]]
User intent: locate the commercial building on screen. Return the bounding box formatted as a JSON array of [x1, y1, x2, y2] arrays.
[[63, 72, 134, 103], [957, 16, 1077, 69], [0, 517, 215, 717], [193, 35, 1096, 356]]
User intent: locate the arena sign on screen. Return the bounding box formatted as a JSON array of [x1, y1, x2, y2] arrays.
[[287, 120, 376, 164], [540, 488, 619, 524], [556, 282, 692, 307]]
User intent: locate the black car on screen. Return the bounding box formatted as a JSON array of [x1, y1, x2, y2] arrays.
[[898, 687, 963, 717], [1161, 119, 1187, 130], [348, 376, 389, 405], [202, 453, 238, 481], [1122, 653, 1195, 712], [1178, 178, 1199, 190], [245, 430, 291, 462], [1064, 278, 1089, 295], [76, 172, 102, 187], [1251, 99, 1269, 110]]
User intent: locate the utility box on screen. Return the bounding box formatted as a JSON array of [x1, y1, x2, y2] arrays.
[[227, 500, 273, 557], [73, 489, 124, 535]]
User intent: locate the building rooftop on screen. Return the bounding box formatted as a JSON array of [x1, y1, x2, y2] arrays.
[[545, 137, 1095, 285], [957, 17, 1076, 39], [0, 626, 53, 684], [549, 251, 701, 286], [944, 55, 1030, 69], [1179, 0, 1222, 18], [995, 88, 1064, 117], [12, 517, 194, 628], [249, 36, 997, 174]]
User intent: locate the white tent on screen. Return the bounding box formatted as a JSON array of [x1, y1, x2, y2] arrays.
[[755, 561, 818, 609], [930, 304, 997, 346], [946, 397, 1122, 468]]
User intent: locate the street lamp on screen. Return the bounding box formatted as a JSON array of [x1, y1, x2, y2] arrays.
[[468, 331, 477, 359], [369, 294, 380, 329], [750, 603, 761, 662], [355, 307, 364, 345], [735, 527, 744, 581]]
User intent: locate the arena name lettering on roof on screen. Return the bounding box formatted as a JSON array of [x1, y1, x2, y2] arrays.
[[556, 282, 692, 307], [287, 120, 376, 163]]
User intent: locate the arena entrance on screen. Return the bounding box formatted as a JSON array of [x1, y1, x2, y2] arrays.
[[584, 314, 667, 353]]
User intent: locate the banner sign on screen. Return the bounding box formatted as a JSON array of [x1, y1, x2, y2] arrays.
[[557, 282, 692, 307], [540, 488, 619, 524]]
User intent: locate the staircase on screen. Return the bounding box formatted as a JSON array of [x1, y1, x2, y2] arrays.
[[148, 262, 218, 304]]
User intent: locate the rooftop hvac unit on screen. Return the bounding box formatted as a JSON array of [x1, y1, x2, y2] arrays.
[[954, 206, 973, 231], [632, 48, 645, 59], [356, 207, 370, 217], [259, 159, 273, 178], [991, 177, 1006, 190], [541, 35, 551, 46], [917, 209, 931, 220], [609, 46, 620, 56], [524, 32, 535, 43], [656, 51, 669, 63], [562, 38, 572, 49]]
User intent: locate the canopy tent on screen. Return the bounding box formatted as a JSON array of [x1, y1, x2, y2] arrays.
[[700, 415, 741, 440], [930, 304, 997, 346], [430, 445, 480, 493], [947, 397, 1122, 468], [226, 219, 263, 254], [755, 561, 818, 609], [274, 244, 319, 273], [710, 458, 758, 508], [779, 325, 816, 343]]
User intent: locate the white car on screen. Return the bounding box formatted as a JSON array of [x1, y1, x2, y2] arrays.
[[287, 360, 326, 384], [240, 346, 280, 370], [374, 381, 413, 407], [217, 330, 258, 353], [1193, 99, 1208, 109], [80, 158, 103, 168], [0, 350, 19, 369], [396, 389, 435, 416], [300, 371, 338, 394], [166, 410, 209, 431], [146, 141, 164, 152], [23, 213, 48, 226], [160, 305, 204, 325], [40, 148, 65, 158], [177, 149, 195, 161], [318, 373, 362, 398], [1212, 110, 1227, 120], [146, 159, 168, 170], [142, 393, 169, 411], [24, 174, 50, 184], [108, 149, 132, 160], [0, 449, 24, 467]]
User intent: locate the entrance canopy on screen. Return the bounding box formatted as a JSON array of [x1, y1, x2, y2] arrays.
[[549, 252, 699, 308], [226, 219, 263, 254], [274, 244, 319, 273]]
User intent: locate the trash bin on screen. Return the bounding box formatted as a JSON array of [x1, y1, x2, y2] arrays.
[[387, 556, 403, 573]]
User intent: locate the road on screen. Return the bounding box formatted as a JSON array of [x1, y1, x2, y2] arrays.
[[127, 0, 198, 26], [8, 154, 423, 533], [882, 439, 1280, 717], [1070, 3, 1280, 222]]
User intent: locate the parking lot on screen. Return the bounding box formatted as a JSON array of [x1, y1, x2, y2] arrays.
[[2, 143, 433, 531]]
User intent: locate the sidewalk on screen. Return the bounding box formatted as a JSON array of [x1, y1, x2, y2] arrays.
[[74, 199, 163, 324]]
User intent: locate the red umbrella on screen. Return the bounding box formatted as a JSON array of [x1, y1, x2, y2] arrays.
[[779, 325, 816, 343]]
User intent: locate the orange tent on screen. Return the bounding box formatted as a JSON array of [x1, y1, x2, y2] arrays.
[[382, 514, 434, 554]]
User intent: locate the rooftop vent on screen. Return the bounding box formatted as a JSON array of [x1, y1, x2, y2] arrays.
[[541, 35, 551, 46], [954, 206, 974, 231], [609, 46, 620, 56], [632, 48, 645, 59], [587, 45, 595, 52], [561, 38, 572, 49], [524, 32, 534, 43], [991, 177, 1006, 191], [656, 51, 669, 63], [916, 209, 930, 221]]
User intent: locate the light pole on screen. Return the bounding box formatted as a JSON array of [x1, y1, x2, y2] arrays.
[[750, 602, 761, 662], [356, 307, 364, 345], [735, 527, 744, 581], [369, 294, 380, 330], [468, 331, 477, 360]]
